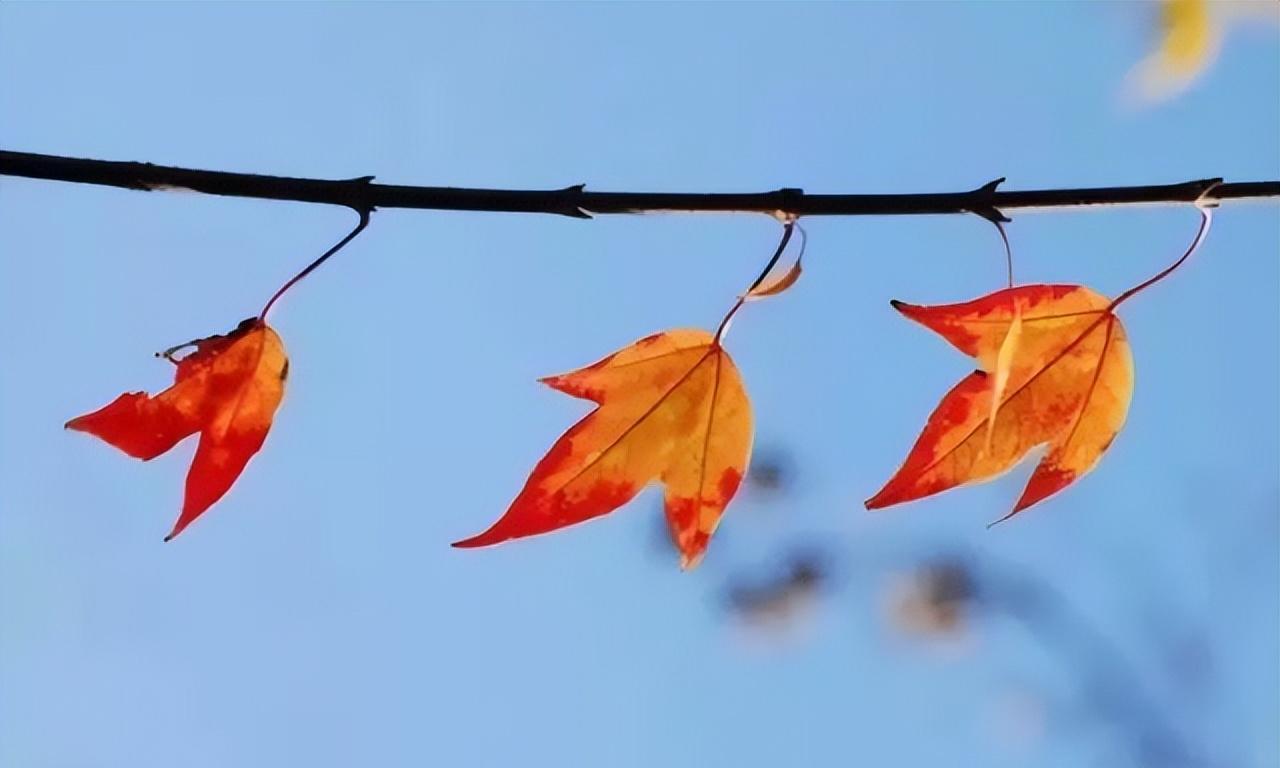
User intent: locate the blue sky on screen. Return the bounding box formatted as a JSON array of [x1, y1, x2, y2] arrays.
[[1, 4, 1277, 767]]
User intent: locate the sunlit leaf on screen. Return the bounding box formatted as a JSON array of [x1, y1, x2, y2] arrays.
[[866, 285, 1134, 521], [987, 305, 1023, 451], [454, 329, 753, 569], [66, 318, 288, 540]]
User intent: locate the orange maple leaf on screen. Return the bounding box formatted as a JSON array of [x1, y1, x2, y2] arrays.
[[865, 285, 1134, 521], [454, 329, 753, 569], [66, 318, 288, 541]]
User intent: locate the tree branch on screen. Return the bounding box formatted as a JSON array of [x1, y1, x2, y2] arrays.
[[1, 149, 1277, 220]]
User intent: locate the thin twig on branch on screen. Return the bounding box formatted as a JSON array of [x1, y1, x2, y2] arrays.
[[1, 150, 1277, 221]]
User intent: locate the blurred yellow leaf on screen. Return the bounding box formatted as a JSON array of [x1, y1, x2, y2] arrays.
[[1129, 0, 1220, 103]]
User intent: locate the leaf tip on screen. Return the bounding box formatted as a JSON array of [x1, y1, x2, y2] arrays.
[[888, 299, 920, 318], [163, 520, 189, 542], [451, 531, 497, 549], [678, 542, 710, 570], [64, 412, 94, 433], [864, 483, 901, 510], [988, 492, 1042, 528], [537, 373, 572, 392], [985, 511, 1016, 530]]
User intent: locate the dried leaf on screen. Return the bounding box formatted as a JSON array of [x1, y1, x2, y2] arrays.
[[745, 259, 803, 300], [866, 285, 1133, 521], [454, 329, 753, 569], [744, 224, 805, 300], [66, 318, 288, 540]]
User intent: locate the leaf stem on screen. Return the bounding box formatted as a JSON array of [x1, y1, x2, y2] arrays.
[[715, 220, 795, 342], [993, 219, 1014, 289], [1109, 192, 1216, 312], [259, 207, 371, 320]]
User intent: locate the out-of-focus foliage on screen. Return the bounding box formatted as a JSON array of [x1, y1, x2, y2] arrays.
[[1128, 0, 1280, 103], [744, 447, 796, 496], [886, 557, 978, 638], [724, 549, 829, 631]]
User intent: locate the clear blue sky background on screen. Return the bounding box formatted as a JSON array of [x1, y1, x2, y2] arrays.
[[1, 4, 1277, 767]]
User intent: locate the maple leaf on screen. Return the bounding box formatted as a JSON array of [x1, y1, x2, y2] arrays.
[[66, 318, 288, 541], [866, 285, 1134, 521], [453, 329, 752, 569]]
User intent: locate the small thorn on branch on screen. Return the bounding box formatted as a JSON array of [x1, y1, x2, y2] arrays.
[[966, 177, 1012, 224], [341, 175, 377, 213], [559, 183, 593, 219]]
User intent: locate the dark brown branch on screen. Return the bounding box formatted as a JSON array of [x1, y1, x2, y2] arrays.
[[1, 149, 1278, 220]]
